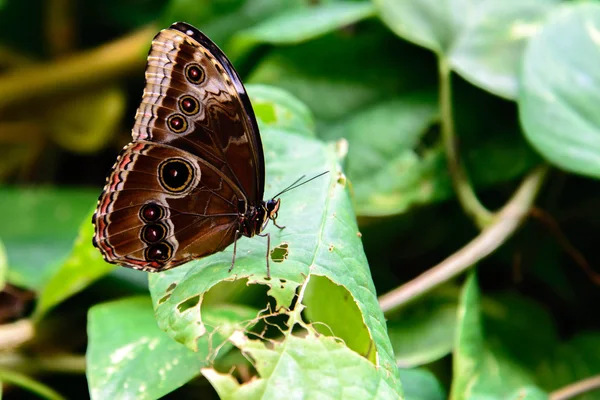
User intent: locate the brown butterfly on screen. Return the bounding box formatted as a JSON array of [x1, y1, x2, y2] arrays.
[[92, 22, 323, 278]]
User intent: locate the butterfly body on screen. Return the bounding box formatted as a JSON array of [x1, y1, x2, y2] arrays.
[[92, 22, 281, 275]]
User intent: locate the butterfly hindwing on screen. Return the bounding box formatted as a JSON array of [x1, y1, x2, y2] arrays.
[[94, 141, 241, 271]]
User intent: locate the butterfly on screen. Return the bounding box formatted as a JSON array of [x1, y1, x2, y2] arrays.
[[92, 22, 323, 278]]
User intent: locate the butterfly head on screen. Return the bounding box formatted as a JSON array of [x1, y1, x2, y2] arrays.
[[265, 198, 281, 221]]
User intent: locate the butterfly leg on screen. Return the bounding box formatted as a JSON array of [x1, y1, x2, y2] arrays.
[[273, 220, 286, 230], [228, 229, 240, 273], [258, 232, 271, 279]]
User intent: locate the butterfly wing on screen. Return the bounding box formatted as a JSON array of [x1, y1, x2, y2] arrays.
[[93, 22, 264, 271]]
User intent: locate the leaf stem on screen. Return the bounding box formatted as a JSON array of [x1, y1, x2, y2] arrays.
[[550, 375, 600, 400], [0, 368, 66, 400], [379, 165, 548, 314], [438, 57, 493, 229], [0, 24, 156, 112]]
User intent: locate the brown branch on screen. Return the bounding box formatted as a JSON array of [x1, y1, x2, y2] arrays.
[[379, 165, 548, 314], [550, 375, 600, 400], [0, 24, 156, 112]]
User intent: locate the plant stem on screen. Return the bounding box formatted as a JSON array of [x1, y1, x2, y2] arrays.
[[550, 375, 600, 400], [0, 353, 86, 375], [379, 165, 548, 314], [0, 368, 66, 400], [0, 24, 156, 112], [0, 319, 34, 350], [438, 57, 493, 229]]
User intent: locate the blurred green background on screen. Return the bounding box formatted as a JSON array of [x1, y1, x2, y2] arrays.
[[1, 0, 600, 399]]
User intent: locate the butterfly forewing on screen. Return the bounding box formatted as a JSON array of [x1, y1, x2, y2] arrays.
[[93, 22, 266, 272]]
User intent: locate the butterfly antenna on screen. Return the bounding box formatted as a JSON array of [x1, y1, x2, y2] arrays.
[[272, 171, 329, 198]]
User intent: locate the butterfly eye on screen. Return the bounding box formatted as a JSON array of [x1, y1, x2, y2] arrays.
[[158, 158, 195, 193], [167, 114, 188, 133], [140, 203, 163, 222], [145, 242, 172, 262], [185, 64, 205, 84], [179, 95, 200, 115], [141, 224, 166, 243]]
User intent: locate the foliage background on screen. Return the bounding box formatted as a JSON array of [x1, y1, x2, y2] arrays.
[[0, 0, 599, 399]]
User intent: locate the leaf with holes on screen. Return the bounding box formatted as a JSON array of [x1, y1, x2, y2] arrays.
[[148, 124, 401, 394], [202, 328, 399, 400], [87, 296, 258, 399]]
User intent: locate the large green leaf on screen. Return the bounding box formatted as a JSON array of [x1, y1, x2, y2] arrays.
[[87, 296, 258, 399], [148, 126, 401, 393], [229, 2, 376, 57], [202, 329, 399, 399], [0, 188, 97, 290], [451, 272, 547, 400], [248, 24, 436, 124], [374, 0, 559, 99], [162, 0, 309, 49], [519, 2, 600, 179]]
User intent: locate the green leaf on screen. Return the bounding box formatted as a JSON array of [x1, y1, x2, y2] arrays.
[[324, 91, 440, 216], [248, 24, 436, 123], [399, 368, 445, 400], [202, 330, 400, 399], [519, 2, 600, 179], [0, 188, 98, 290], [387, 289, 458, 368], [482, 293, 558, 373], [87, 296, 257, 399], [230, 2, 376, 57], [374, 0, 559, 99], [452, 272, 548, 400], [246, 84, 315, 136], [34, 209, 115, 319], [148, 127, 401, 392], [537, 332, 600, 398], [162, 0, 309, 48]]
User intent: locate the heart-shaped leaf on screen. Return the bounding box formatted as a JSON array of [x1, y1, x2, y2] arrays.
[[519, 2, 600, 178], [374, 0, 559, 99]]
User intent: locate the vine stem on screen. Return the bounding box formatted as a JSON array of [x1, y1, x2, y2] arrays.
[[550, 375, 600, 400], [379, 165, 548, 314], [439, 58, 493, 229], [0, 368, 66, 400], [0, 24, 156, 112]]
